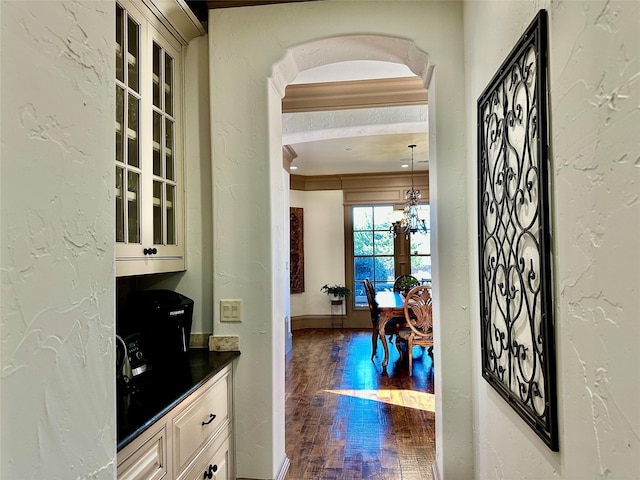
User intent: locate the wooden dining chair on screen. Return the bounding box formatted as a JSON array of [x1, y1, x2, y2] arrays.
[[363, 278, 380, 360], [397, 284, 434, 376], [364, 278, 402, 361]]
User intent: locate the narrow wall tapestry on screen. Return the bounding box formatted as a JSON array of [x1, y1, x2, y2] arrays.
[[477, 10, 558, 451], [290, 207, 304, 294]]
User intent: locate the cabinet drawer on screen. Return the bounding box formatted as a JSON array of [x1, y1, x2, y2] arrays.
[[179, 426, 231, 480], [173, 371, 230, 473], [117, 424, 167, 480]]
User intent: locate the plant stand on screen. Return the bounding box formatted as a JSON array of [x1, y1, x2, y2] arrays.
[[330, 299, 345, 328]]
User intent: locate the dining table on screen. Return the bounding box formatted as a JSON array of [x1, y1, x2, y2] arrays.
[[375, 291, 407, 368]]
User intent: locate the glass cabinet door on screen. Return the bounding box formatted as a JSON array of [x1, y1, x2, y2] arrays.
[[151, 42, 177, 247], [115, 3, 141, 247]]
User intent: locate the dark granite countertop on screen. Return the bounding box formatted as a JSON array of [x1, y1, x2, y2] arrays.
[[117, 349, 240, 451]]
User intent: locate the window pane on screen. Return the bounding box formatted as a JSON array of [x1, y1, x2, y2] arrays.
[[354, 280, 368, 308], [153, 111, 161, 176], [115, 167, 124, 242], [373, 205, 393, 230], [166, 184, 175, 245], [373, 231, 393, 255], [153, 181, 162, 244], [127, 94, 139, 168], [353, 206, 372, 231], [409, 204, 431, 282], [164, 52, 173, 116], [127, 171, 140, 243], [152, 42, 161, 108], [354, 257, 373, 282], [376, 281, 393, 293], [352, 204, 397, 303], [127, 16, 139, 92], [116, 5, 124, 83], [354, 231, 372, 256], [411, 256, 432, 284], [374, 257, 394, 282], [411, 230, 430, 255], [116, 87, 124, 163], [165, 119, 174, 180]]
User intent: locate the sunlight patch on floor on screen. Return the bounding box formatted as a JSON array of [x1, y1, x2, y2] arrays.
[[324, 389, 435, 412]]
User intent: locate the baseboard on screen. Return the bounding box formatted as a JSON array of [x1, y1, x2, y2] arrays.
[[236, 456, 289, 480], [275, 456, 290, 480], [291, 315, 336, 330], [432, 461, 441, 480], [291, 315, 371, 330]]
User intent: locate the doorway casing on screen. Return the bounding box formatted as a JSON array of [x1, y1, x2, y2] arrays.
[[270, 34, 470, 479]]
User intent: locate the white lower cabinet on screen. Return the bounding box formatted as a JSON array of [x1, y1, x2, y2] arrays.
[[117, 424, 168, 480], [173, 372, 229, 474], [178, 426, 231, 480], [117, 364, 234, 480]]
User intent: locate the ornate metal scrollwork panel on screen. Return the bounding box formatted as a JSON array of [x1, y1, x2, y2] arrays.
[[477, 10, 558, 451]]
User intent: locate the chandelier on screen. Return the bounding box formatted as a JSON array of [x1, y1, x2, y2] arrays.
[[389, 144, 428, 238]]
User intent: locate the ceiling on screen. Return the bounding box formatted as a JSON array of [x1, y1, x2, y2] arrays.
[[283, 61, 429, 176], [185, 1, 429, 177]]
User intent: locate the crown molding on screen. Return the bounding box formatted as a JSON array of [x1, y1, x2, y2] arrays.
[[290, 171, 429, 202], [282, 145, 298, 173], [282, 77, 427, 113], [142, 0, 206, 45]]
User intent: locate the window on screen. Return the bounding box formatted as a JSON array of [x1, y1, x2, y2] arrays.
[[353, 206, 395, 307], [409, 205, 431, 284], [351, 204, 431, 308]]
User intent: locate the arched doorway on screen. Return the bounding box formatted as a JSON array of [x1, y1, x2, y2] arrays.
[[209, 6, 472, 477], [270, 34, 459, 479]]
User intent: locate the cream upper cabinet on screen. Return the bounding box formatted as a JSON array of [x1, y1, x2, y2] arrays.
[[115, 0, 202, 277]]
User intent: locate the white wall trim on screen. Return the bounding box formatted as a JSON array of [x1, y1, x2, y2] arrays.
[[432, 461, 441, 480], [272, 35, 432, 94], [275, 456, 290, 480]]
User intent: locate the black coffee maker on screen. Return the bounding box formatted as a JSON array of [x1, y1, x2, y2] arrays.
[[124, 289, 194, 373]]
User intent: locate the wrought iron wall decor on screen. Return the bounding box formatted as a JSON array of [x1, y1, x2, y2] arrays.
[[477, 10, 558, 451]]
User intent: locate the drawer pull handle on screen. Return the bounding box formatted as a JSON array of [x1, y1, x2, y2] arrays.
[[201, 413, 216, 426], [203, 464, 218, 479]]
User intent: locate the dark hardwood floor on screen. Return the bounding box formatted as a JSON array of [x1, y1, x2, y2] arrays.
[[285, 329, 435, 479]]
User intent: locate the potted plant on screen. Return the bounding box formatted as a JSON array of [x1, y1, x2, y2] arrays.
[[397, 276, 420, 296], [321, 283, 352, 301]]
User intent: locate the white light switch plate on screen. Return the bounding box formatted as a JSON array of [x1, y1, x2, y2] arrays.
[[220, 299, 242, 322]]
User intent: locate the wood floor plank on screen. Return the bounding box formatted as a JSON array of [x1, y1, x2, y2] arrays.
[[286, 329, 435, 479]]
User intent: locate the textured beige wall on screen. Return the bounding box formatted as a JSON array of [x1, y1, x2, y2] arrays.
[[465, 2, 640, 478], [1, 1, 115, 478], [289, 190, 345, 318]]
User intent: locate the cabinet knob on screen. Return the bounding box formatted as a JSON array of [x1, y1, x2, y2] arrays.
[[203, 464, 218, 479], [201, 413, 216, 426]]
